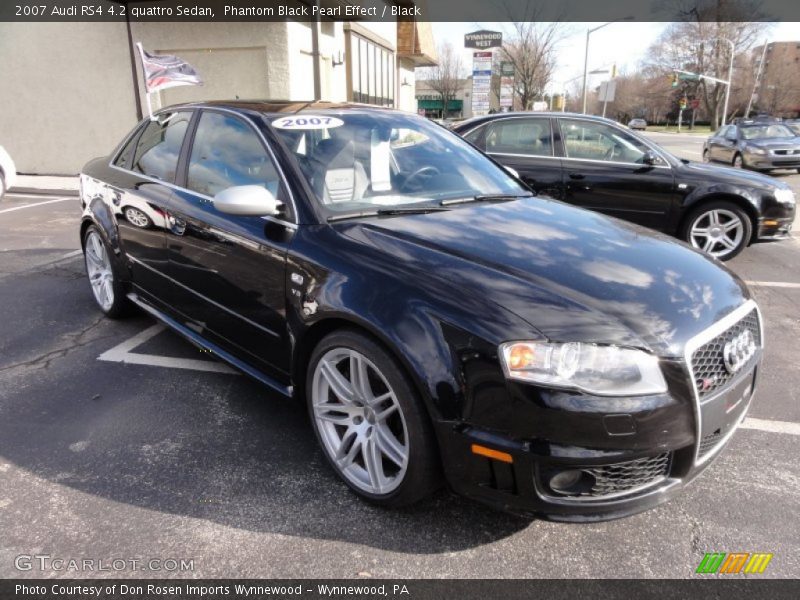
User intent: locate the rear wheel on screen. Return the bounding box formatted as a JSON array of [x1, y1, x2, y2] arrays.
[[681, 201, 752, 261], [83, 226, 130, 318], [306, 330, 440, 507]]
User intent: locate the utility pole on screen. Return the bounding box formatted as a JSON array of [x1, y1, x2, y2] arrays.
[[745, 41, 768, 118]]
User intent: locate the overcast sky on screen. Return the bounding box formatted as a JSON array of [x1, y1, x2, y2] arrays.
[[431, 21, 800, 91]]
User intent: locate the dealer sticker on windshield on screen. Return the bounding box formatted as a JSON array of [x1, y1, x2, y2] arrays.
[[271, 115, 344, 130]]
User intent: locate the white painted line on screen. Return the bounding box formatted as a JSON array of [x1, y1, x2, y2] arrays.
[[0, 197, 75, 214], [745, 281, 800, 289], [742, 417, 800, 436], [98, 323, 239, 375]]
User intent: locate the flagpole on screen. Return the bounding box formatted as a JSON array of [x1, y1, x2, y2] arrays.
[[135, 42, 156, 121]]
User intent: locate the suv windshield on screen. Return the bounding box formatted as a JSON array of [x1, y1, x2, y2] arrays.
[[740, 124, 795, 140], [270, 110, 524, 214]]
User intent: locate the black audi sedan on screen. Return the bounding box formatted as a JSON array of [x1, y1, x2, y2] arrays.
[[80, 101, 763, 521], [452, 113, 795, 260]]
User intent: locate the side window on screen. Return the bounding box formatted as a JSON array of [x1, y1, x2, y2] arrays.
[[463, 126, 485, 149], [484, 118, 553, 156], [561, 119, 655, 164], [113, 124, 143, 169], [187, 111, 281, 199], [724, 126, 738, 140], [131, 112, 192, 182]]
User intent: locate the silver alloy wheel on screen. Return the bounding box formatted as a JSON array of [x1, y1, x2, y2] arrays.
[[124, 207, 150, 228], [689, 208, 744, 258], [84, 231, 115, 311], [311, 348, 409, 495]]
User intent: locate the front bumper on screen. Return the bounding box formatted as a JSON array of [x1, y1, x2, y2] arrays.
[[743, 151, 800, 170]]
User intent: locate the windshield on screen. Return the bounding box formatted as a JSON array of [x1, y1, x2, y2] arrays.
[[269, 110, 524, 214], [740, 124, 796, 140]]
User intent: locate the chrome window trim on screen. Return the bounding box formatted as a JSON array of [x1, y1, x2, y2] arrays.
[[107, 105, 299, 230], [682, 299, 763, 466], [128, 255, 281, 339]]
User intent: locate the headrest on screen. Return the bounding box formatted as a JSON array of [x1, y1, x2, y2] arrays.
[[314, 137, 355, 170]]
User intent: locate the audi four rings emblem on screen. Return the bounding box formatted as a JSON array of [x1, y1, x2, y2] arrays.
[[723, 330, 756, 374]]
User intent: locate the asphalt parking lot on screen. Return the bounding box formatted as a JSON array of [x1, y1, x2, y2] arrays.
[[1, 139, 799, 579]]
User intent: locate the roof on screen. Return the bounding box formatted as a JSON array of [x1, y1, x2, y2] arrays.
[[452, 111, 620, 131], [174, 100, 402, 114]]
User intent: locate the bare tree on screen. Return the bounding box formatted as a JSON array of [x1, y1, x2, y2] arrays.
[[418, 42, 464, 117], [644, 1, 770, 128], [496, 3, 565, 110]]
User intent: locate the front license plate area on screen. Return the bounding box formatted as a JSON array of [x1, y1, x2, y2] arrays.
[[699, 368, 756, 441]]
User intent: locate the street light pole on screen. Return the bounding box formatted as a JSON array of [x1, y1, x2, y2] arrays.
[[581, 18, 632, 114], [703, 37, 735, 126]]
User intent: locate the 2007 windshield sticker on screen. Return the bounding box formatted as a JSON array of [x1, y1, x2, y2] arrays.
[[271, 116, 344, 130]]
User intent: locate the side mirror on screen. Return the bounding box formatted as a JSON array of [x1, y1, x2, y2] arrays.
[[503, 165, 520, 178], [213, 185, 281, 217], [642, 151, 657, 165]]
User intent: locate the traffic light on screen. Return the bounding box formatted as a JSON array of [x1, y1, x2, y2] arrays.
[[670, 73, 678, 87]]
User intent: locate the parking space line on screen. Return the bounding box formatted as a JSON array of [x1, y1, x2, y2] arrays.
[[98, 323, 239, 375], [742, 417, 800, 436], [0, 197, 75, 214], [745, 281, 800, 289]]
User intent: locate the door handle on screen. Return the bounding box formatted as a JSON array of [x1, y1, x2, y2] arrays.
[[568, 173, 585, 180]]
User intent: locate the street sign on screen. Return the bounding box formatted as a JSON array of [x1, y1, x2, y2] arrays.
[[465, 30, 503, 49], [598, 80, 616, 103], [500, 61, 515, 76], [471, 51, 493, 115]]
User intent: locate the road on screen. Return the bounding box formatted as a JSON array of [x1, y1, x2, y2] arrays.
[[0, 144, 798, 579]]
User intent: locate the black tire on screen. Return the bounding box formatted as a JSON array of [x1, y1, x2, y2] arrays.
[[82, 225, 132, 318], [306, 329, 441, 507], [680, 200, 752, 261]]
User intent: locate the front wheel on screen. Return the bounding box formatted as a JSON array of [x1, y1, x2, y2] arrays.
[[680, 201, 752, 261], [83, 226, 131, 318], [306, 330, 440, 507]]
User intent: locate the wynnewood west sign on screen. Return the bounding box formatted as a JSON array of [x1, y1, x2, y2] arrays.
[[464, 30, 502, 49]]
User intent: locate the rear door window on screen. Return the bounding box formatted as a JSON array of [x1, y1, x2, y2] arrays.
[[131, 111, 192, 182], [484, 118, 554, 157]]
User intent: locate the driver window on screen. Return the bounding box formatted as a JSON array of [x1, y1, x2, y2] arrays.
[[561, 119, 652, 164]]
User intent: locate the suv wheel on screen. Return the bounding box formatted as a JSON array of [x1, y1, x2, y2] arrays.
[[681, 201, 752, 261], [83, 226, 130, 317], [307, 330, 440, 506]]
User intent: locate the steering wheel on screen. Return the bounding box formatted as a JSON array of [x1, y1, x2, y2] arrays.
[[400, 166, 440, 193]]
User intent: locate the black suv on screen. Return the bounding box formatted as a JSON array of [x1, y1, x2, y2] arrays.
[[453, 113, 796, 260], [81, 102, 764, 520]]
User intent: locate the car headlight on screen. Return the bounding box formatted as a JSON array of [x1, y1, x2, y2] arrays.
[[746, 145, 767, 155], [499, 341, 667, 396], [774, 188, 796, 205]]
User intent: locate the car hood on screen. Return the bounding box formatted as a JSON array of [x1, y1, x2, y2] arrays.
[[676, 159, 789, 189], [339, 198, 751, 357]]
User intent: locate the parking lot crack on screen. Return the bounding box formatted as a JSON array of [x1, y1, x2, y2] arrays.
[[0, 315, 111, 374]]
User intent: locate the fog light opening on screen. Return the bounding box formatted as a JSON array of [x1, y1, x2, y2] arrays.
[[548, 469, 596, 496]]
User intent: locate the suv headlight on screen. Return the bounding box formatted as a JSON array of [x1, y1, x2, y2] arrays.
[[499, 341, 667, 396], [774, 188, 796, 205]]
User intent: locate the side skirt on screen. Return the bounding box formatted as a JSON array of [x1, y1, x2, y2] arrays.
[[126, 292, 294, 398]]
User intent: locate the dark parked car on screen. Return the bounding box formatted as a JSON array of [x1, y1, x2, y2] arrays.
[[628, 118, 647, 131], [452, 113, 796, 260], [81, 101, 764, 521], [703, 120, 800, 173]]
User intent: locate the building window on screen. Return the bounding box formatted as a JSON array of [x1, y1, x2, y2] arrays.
[[350, 33, 394, 107]]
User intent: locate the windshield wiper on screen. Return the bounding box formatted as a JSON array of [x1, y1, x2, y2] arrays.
[[327, 206, 450, 222], [440, 192, 534, 206]]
